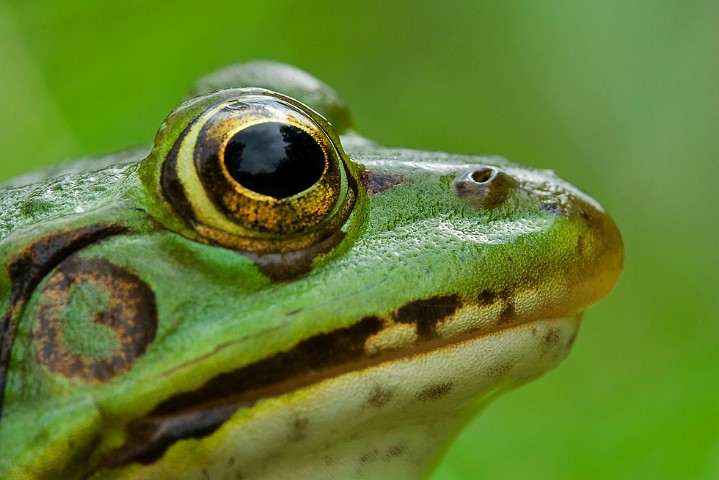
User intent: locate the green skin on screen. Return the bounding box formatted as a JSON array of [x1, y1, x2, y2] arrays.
[[0, 61, 622, 479]]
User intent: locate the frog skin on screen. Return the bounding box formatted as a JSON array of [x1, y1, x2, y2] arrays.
[[0, 61, 623, 480]]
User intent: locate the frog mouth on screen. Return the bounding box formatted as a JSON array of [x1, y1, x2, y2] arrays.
[[97, 302, 581, 471]]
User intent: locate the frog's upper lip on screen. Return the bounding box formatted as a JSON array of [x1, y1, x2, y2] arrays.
[[97, 315, 558, 470]]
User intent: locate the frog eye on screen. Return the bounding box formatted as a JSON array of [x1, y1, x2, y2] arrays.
[[455, 167, 518, 209], [161, 91, 358, 253]]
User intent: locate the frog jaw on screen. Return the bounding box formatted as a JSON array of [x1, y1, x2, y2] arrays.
[[92, 315, 579, 480]]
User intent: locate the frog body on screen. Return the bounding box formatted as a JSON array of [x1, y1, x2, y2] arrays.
[[0, 62, 622, 479]]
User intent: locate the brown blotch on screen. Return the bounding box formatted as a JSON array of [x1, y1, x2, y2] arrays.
[[416, 381, 453, 402], [385, 443, 408, 460], [477, 289, 498, 306], [542, 328, 561, 354], [33, 256, 158, 382], [498, 300, 516, 325], [486, 359, 514, 381], [288, 417, 309, 443], [478, 288, 518, 326], [360, 171, 412, 195], [366, 385, 394, 408], [394, 295, 461, 340], [360, 448, 380, 463], [541, 327, 567, 362], [0, 224, 128, 415]]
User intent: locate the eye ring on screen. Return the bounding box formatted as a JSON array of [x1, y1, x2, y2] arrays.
[[194, 100, 341, 235], [160, 89, 359, 253]]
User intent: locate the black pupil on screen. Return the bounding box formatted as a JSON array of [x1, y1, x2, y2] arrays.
[[223, 122, 326, 199]]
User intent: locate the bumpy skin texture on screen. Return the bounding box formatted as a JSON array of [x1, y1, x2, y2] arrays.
[[0, 62, 622, 480]]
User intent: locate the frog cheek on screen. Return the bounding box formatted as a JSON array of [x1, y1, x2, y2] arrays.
[[32, 256, 157, 383]]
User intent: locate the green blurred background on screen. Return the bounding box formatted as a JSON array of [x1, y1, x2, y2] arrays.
[[1, 1, 717, 478]]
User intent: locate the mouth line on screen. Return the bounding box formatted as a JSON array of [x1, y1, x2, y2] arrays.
[[95, 308, 579, 472]]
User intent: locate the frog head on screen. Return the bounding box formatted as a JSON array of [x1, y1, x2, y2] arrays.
[[0, 61, 622, 479]]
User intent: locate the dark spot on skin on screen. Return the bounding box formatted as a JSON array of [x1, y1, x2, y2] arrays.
[[366, 385, 394, 408], [228, 456, 235, 466], [288, 417, 309, 443], [416, 382, 453, 402], [100, 316, 384, 469], [0, 224, 128, 416], [477, 289, 498, 306], [385, 443, 408, 460], [477, 288, 517, 326], [394, 295, 461, 340], [543, 328, 560, 347], [498, 300, 516, 325], [486, 360, 514, 380], [360, 449, 380, 463], [542, 328, 564, 359], [360, 171, 412, 195], [579, 209, 591, 222], [201, 469, 210, 480], [576, 235, 585, 255], [34, 256, 157, 382], [507, 256, 513, 262]]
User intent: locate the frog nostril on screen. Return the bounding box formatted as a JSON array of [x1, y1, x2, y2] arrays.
[[455, 167, 518, 209], [470, 167, 495, 184]]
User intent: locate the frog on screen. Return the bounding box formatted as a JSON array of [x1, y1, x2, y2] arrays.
[[0, 61, 623, 479]]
